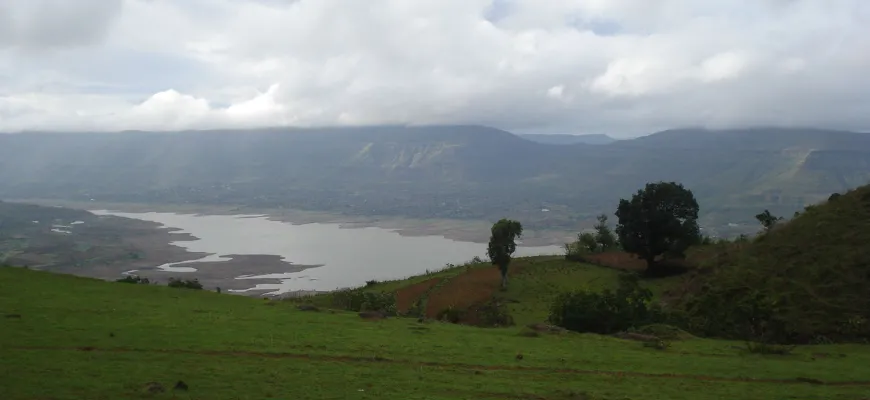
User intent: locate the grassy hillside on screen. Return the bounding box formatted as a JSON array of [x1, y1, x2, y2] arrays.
[[675, 185, 870, 343], [2, 126, 869, 235], [3, 266, 870, 400]]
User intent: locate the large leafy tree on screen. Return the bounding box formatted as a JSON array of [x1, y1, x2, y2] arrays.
[[615, 182, 700, 274], [487, 219, 523, 289]]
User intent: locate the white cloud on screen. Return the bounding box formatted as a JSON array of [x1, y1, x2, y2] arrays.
[[0, 0, 868, 136]]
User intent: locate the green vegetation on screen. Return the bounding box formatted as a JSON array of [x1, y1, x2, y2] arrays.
[[615, 182, 700, 275], [4, 266, 870, 400], [675, 185, 870, 344], [754, 209, 783, 231], [487, 218, 523, 288], [549, 274, 667, 335], [115, 275, 151, 284], [167, 277, 204, 290]]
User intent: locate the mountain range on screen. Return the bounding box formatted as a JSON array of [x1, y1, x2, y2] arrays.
[[516, 133, 617, 145], [1, 125, 868, 236]]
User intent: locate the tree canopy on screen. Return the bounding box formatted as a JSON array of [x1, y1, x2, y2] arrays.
[[487, 219, 523, 289], [615, 181, 700, 274]]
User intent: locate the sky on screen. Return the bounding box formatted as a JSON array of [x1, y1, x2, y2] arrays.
[[0, 0, 868, 137]]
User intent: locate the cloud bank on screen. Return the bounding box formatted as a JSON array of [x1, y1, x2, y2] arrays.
[[1, 0, 868, 137]]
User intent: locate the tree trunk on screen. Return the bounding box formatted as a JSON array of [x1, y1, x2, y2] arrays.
[[501, 272, 508, 289]]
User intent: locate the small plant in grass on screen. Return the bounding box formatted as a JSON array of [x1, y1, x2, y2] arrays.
[[642, 338, 671, 350], [167, 277, 203, 290], [115, 275, 150, 284], [745, 341, 796, 355]]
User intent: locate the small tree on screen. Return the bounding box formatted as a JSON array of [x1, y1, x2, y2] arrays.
[[755, 209, 783, 231], [487, 219, 523, 289], [615, 181, 700, 274], [593, 213, 618, 251], [578, 232, 599, 253]]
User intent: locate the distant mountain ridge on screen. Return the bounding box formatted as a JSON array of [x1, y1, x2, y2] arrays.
[[517, 133, 617, 145], [1, 125, 868, 236]]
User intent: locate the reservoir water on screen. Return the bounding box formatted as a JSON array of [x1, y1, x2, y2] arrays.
[[91, 211, 563, 294]]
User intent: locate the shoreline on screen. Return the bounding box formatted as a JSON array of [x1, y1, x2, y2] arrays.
[[13, 198, 576, 247]]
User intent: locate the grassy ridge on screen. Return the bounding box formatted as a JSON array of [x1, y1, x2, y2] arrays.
[[678, 185, 870, 342], [3, 267, 870, 399]]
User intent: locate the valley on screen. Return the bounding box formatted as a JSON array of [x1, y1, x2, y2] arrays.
[[3, 126, 868, 238]]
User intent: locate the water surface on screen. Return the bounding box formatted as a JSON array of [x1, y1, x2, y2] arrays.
[[92, 211, 562, 294]]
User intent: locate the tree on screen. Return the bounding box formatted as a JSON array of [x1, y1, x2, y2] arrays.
[[487, 219, 523, 289], [754, 209, 783, 231], [593, 213, 618, 251], [615, 182, 700, 274], [577, 232, 598, 253]]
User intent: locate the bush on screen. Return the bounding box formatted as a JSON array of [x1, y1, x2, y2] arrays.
[[116, 275, 150, 284], [548, 274, 666, 334], [475, 300, 515, 327], [167, 278, 203, 290], [331, 289, 396, 315], [364, 279, 379, 287], [436, 306, 465, 323]]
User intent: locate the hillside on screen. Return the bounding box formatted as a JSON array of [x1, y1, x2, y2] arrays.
[[4, 266, 870, 400], [675, 184, 870, 342], [2, 126, 869, 235]]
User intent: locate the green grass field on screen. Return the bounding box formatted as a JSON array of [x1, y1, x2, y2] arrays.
[[3, 267, 870, 400]]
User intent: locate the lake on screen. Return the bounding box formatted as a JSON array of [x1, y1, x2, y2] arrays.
[[91, 211, 563, 294]]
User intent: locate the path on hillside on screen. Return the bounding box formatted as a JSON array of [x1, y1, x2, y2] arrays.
[[11, 345, 870, 387]]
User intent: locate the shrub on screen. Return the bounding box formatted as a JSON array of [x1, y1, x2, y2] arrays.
[[548, 274, 665, 334], [475, 300, 515, 327], [436, 306, 465, 323], [365, 279, 379, 287], [167, 278, 203, 290], [331, 289, 396, 315], [116, 275, 150, 284]]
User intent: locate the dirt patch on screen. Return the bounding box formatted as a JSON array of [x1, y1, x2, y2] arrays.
[[425, 265, 525, 320], [395, 277, 442, 313], [425, 268, 500, 318]]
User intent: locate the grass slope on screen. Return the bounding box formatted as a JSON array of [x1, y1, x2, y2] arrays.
[[3, 267, 870, 399], [682, 184, 870, 341]]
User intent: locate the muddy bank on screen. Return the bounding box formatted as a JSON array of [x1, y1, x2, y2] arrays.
[[122, 254, 321, 293]]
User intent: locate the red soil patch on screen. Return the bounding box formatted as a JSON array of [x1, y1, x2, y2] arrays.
[[395, 277, 442, 313], [425, 268, 500, 318], [424, 265, 526, 319]]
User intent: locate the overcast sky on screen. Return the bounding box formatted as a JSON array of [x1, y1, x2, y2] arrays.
[[1, 0, 868, 137]]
